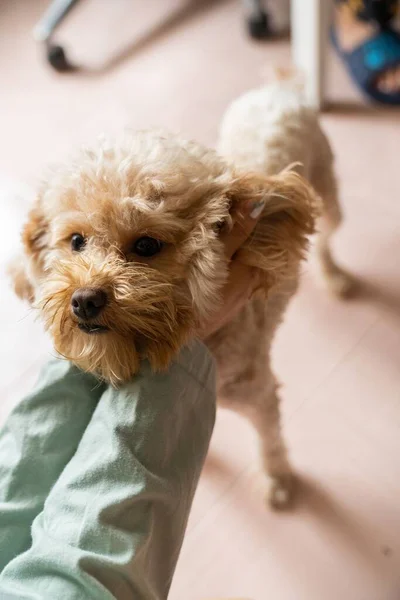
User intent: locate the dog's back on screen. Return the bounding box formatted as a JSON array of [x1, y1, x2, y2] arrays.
[[217, 76, 333, 180]]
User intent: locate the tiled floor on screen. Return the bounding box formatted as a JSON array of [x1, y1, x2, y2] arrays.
[[1, 1, 400, 599]]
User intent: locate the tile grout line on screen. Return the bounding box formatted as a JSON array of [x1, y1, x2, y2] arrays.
[[286, 314, 382, 425]]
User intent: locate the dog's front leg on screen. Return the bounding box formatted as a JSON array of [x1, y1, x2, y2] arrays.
[[244, 377, 294, 510], [219, 371, 295, 510]]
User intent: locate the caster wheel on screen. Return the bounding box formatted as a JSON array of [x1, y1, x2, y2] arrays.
[[247, 11, 271, 40], [47, 44, 74, 72]]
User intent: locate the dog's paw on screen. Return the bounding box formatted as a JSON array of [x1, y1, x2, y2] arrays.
[[267, 473, 295, 510], [319, 268, 355, 299], [326, 272, 354, 298]]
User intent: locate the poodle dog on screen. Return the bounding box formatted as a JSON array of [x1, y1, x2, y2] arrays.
[[10, 124, 318, 509]]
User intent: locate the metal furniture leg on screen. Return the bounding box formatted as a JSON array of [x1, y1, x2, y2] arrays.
[[33, 0, 81, 72]]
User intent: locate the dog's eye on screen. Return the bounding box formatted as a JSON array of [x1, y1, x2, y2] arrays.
[[71, 233, 86, 252], [133, 237, 163, 257], [214, 220, 225, 233]]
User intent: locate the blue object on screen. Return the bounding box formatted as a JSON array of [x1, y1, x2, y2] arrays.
[[331, 26, 400, 105]]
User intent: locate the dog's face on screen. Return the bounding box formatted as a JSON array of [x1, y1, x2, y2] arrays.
[[11, 131, 316, 385]]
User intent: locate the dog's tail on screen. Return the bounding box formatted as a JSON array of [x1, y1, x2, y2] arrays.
[[260, 64, 307, 97], [275, 66, 305, 86]]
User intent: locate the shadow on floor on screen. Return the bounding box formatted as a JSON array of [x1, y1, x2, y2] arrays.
[[203, 453, 397, 584]]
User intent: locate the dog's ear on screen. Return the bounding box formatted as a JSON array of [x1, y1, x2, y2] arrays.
[[22, 198, 49, 259], [230, 169, 320, 289], [8, 255, 34, 303], [9, 196, 49, 303]]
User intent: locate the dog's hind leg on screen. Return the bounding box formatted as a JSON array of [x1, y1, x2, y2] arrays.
[[312, 162, 354, 297]]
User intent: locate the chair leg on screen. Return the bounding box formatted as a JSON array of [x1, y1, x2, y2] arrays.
[[243, 0, 272, 39], [291, 0, 332, 110], [33, 0, 81, 72]]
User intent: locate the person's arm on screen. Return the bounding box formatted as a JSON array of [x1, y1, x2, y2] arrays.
[[0, 340, 216, 600], [0, 359, 105, 572]]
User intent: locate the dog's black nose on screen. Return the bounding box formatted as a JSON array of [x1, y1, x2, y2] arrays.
[[71, 288, 107, 320]]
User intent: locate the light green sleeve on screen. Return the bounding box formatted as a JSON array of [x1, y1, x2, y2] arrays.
[[0, 340, 216, 600], [0, 360, 105, 571]]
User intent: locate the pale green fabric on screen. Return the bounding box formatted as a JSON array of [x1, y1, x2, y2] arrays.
[[0, 340, 216, 600], [0, 361, 106, 570]]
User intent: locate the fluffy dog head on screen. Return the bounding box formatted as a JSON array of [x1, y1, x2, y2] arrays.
[[11, 131, 317, 385]]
